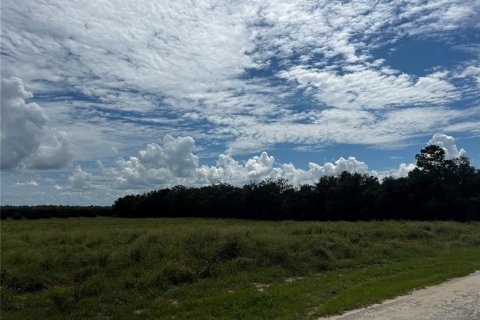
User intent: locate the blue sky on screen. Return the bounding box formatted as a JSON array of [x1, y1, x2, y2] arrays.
[[1, 0, 479, 205]]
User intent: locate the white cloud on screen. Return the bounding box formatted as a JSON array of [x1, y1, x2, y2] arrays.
[[214, 105, 477, 153], [460, 65, 480, 88], [1, 0, 478, 158], [0, 0, 260, 108], [3, 132, 470, 205], [114, 136, 199, 188], [398, 163, 417, 178], [428, 133, 465, 159], [375, 133, 468, 179], [1, 77, 47, 169], [444, 121, 480, 134], [280, 157, 370, 186], [377, 163, 417, 178], [1, 77, 72, 170], [31, 131, 72, 169], [67, 135, 372, 191], [13, 180, 39, 187], [68, 165, 94, 190], [196, 152, 276, 186], [397, 0, 480, 37], [1, 1, 478, 207], [279, 67, 459, 110]]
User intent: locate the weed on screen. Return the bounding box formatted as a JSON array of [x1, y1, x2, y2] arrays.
[[2, 218, 480, 319]]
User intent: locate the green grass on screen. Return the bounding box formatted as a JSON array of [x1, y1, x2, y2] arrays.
[[1, 218, 480, 319]]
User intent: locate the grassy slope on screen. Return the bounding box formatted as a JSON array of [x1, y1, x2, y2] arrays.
[[1, 218, 480, 319]]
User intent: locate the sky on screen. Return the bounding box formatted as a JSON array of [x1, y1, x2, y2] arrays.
[[1, 0, 479, 205]]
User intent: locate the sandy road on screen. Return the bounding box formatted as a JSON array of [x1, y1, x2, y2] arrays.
[[318, 271, 480, 320]]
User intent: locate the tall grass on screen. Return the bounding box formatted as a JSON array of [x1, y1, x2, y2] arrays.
[[1, 218, 480, 319]]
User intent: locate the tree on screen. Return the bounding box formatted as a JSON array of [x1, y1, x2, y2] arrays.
[[415, 145, 446, 174]]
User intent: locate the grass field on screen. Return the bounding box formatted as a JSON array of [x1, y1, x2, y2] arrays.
[[1, 218, 480, 319]]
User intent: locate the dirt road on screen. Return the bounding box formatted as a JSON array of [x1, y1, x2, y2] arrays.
[[318, 271, 480, 320]]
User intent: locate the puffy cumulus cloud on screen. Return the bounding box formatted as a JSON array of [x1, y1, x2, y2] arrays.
[[114, 136, 199, 188], [198, 154, 367, 187], [69, 165, 95, 190], [196, 152, 281, 186], [111, 139, 275, 189], [244, 152, 276, 180], [280, 157, 369, 186], [66, 133, 470, 193], [375, 133, 468, 179], [383, 163, 417, 179], [67, 136, 372, 191], [1, 77, 47, 169], [428, 133, 465, 159], [395, 163, 417, 178], [31, 131, 72, 169], [9, 132, 469, 205], [0, 77, 72, 170]]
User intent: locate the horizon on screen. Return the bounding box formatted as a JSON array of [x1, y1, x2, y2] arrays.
[[1, 0, 479, 205]]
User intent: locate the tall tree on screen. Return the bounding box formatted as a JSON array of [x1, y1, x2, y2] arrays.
[[415, 145, 446, 175]]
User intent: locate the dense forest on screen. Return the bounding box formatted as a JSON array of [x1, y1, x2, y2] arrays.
[[2, 145, 480, 220]]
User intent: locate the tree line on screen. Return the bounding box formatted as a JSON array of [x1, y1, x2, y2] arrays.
[[0, 206, 111, 220], [2, 145, 479, 220], [112, 145, 480, 221]]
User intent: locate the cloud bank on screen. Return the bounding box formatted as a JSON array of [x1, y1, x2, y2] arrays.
[[2, 133, 466, 205], [66, 132, 466, 192], [68, 134, 466, 192]]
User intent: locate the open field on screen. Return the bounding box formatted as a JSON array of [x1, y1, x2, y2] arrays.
[[1, 218, 480, 319]]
